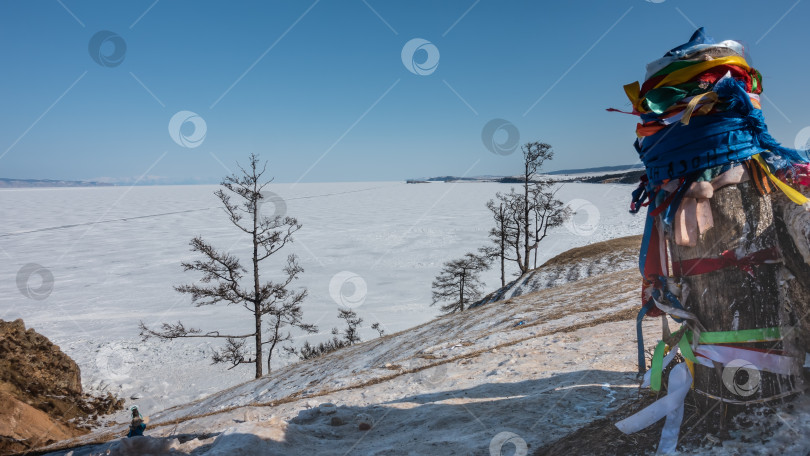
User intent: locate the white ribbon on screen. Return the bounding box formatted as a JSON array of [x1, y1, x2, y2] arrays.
[[616, 363, 692, 454], [694, 345, 799, 376], [641, 345, 679, 388], [619, 337, 801, 454]]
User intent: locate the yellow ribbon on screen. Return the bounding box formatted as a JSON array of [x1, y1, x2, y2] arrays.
[[625, 56, 751, 113], [752, 153, 810, 207], [652, 56, 749, 93], [623, 81, 640, 111], [680, 92, 719, 126], [684, 358, 695, 389]]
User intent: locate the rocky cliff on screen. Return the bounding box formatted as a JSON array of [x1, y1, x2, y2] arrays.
[[0, 319, 123, 455]]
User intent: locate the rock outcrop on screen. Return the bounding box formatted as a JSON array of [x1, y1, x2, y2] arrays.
[[0, 318, 82, 398], [0, 319, 124, 455]]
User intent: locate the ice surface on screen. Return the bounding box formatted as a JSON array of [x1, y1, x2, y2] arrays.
[[0, 181, 643, 411]]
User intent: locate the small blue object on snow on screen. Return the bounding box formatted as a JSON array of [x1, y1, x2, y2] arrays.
[[127, 423, 146, 437], [513, 320, 525, 327], [127, 405, 147, 437]]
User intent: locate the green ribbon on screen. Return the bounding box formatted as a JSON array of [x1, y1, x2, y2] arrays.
[[678, 334, 698, 364], [651, 340, 666, 392], [687, 327, 781, 345], [652, 60, 706, 78], [643, 82, 707, 114], [647, 326, 781, 394], [645, 87, 688, 114]]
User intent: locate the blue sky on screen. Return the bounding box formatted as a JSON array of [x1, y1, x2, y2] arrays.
[[1, 0, 808, 184]]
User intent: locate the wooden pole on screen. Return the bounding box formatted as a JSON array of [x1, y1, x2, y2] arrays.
[[773, 189, 810, 353], [666, 179, 803, 431]]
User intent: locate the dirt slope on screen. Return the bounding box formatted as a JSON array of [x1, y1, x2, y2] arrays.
[[0, 319, 123, 455]]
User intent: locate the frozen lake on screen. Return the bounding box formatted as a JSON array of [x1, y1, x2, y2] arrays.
[[0, 181, 643, 411]]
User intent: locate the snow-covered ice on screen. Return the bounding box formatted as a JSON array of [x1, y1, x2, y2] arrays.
[[0, 181, 643, 413]]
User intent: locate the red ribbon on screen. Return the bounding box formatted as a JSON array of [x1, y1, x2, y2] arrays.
[[606, 107, 638, 116], [649, 178, 685, 218], [673, 246, 781, 277]]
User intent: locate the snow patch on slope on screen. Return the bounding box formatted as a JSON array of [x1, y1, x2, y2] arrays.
[[505, 252, 637, 300], [475, 236, 641, 307], [45, 267, 646, 455]]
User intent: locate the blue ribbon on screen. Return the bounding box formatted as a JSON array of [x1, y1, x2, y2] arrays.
[[636, 305, 649, 374], [636, 78, 807, 186]]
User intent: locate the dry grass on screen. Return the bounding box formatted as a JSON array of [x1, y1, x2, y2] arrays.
[[539, 234, 642, 268]]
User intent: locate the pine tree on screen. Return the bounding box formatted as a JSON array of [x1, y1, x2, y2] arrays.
[[140, 154, 316, 378], [431, 253, 491, 313]]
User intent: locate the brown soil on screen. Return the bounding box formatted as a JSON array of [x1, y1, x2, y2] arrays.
[[533, 392, 664, 456], [0, 392, 77, 455], [533, 386, 751, 456], [0, 319, 124, 455]]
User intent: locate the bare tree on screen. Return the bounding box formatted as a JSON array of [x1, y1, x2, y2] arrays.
[[370, 322, 385, 337], [485, 188, 526, 277], [519, 142, 554, 273], [485, 142, 570, 276], [484, 191, 523, 287], [529, 183, 571, 268], [431, 252, 491, 314], [484, 200, 509, 288], [140, 154, 316, 378]]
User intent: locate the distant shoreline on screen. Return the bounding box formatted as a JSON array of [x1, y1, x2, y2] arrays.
[[411, 168, 645, 185], [0, 178, 113, 189], [2, 162, 646, 188], [407, 163, 645, 184]]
